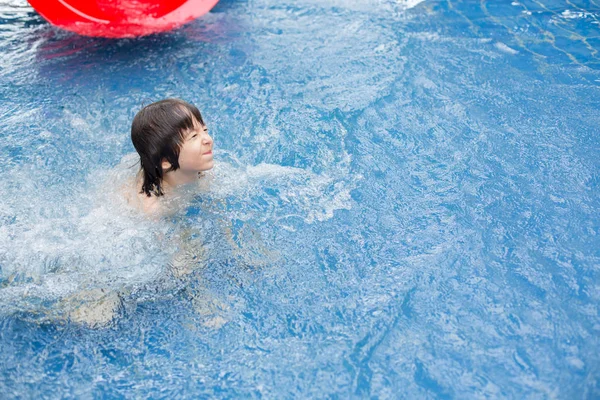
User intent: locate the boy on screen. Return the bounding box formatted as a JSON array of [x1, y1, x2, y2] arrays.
[[130, 98, 214, 214]]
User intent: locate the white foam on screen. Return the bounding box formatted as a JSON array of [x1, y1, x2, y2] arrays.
[[0, 154, 175, 318], [397, 0, 425, 10], [495, 42, 519, 55], [0, 140, 359, 321], [205, 157, 359, 224]]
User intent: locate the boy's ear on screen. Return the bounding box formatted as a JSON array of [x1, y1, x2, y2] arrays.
[[161, 159, 172, 171]]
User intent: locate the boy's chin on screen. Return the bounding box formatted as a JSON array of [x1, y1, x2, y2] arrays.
[[201, 161, 215, 171]]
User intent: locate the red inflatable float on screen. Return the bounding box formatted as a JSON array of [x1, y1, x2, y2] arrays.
[[27, 0, 220, 38]]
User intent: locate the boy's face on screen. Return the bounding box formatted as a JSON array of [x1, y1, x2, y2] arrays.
[[177, 120, 214, 173]]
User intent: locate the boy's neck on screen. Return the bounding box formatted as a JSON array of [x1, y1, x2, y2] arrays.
[[162, 170, 198, 193]]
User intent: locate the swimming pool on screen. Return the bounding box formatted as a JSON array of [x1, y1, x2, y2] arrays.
[[1, 0, 599, 397]]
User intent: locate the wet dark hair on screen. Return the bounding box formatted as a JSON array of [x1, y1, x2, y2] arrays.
[[131, 98, 204, 197]]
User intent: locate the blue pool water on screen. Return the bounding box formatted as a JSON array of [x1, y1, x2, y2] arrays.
[[1, 0, 599, 397]]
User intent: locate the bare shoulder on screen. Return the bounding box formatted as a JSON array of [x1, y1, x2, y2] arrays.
[[122, 173, 163, 216], [138, 192, 163, 215]]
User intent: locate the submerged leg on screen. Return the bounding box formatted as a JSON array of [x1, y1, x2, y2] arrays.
[[64, 288, 122, 328]]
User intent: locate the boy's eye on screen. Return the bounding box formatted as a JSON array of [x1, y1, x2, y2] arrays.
[[191, 134, 198, 139]]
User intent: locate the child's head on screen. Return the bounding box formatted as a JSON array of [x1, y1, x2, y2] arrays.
[[131, 98, 213, 197]]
